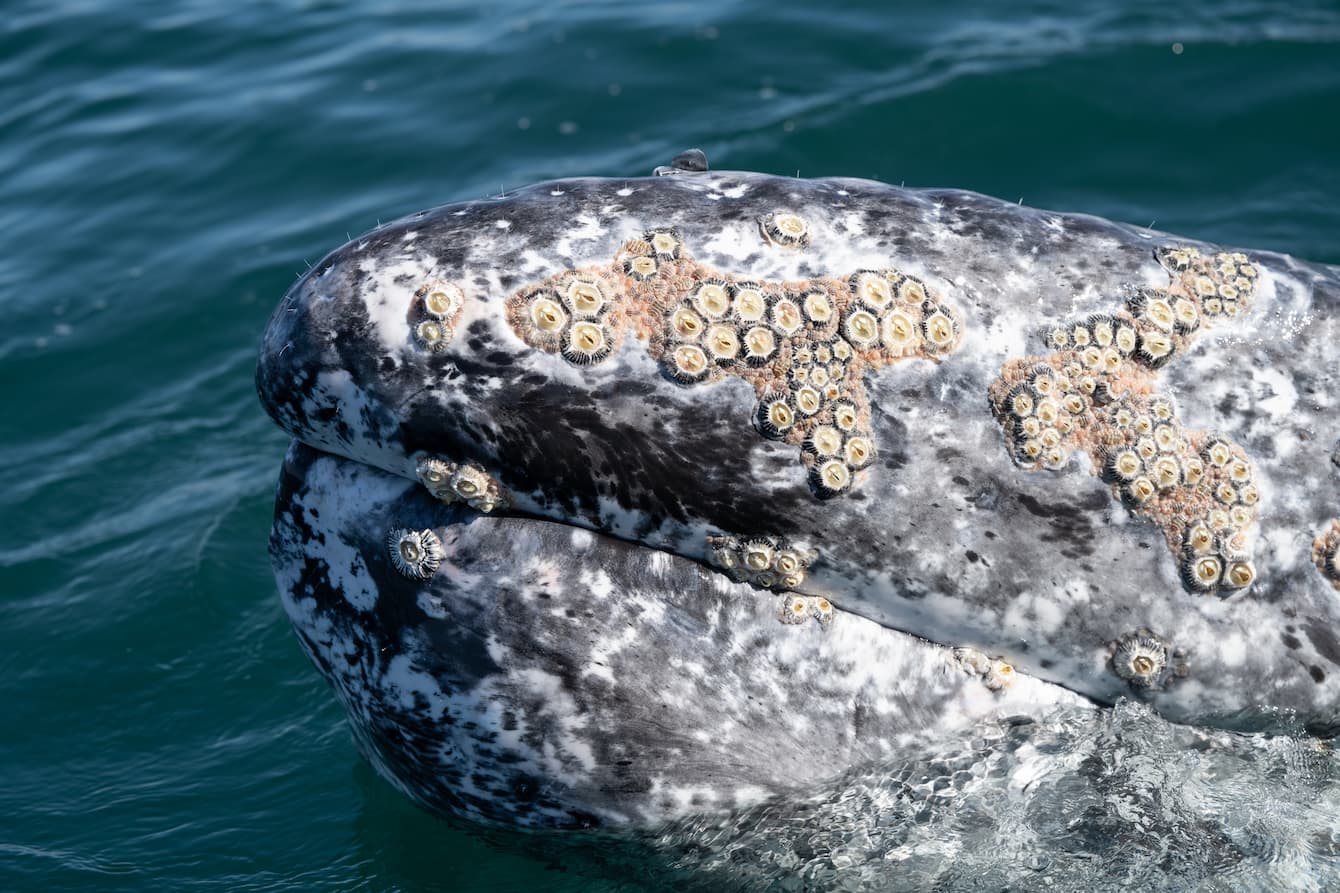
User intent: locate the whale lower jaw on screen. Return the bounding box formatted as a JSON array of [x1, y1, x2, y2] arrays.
[[271, 441, 1093, 829]]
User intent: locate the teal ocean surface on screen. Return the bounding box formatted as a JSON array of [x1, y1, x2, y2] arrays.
[[4, 2, 1340, 890]]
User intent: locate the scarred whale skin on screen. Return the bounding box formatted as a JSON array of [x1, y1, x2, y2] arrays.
[[270, 441, 1084, 828], [257, 167, 1340, 729]]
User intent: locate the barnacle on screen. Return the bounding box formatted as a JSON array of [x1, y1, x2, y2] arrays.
[[561, 274, 608, 317], [850, 270, 894, 310], [1110, 632, 1169, 689], [880, 308, 920, 353], [1134, 330, 1174, 367], [801, 290, 836, 326], [665, 343, 710, 384], [692, 279, 731, 319], [922, 306, 959, 353], [529, 294, 568, 337], [809, 596, 835, 626], [741, 326, 777, 365], [770, 297, 804, 336], [415, 457, 457, 501], [623, 254, 659, 280], [756, 393, 795, 439], [414, 320, 448, 352], [844, 435, 875, 469], [646, 228, 683, 259], [793, 386, 822, 417], [1182, 554, 1223, 592], [731, 282, 768, 323], [843, 310, 880, 349], [704, 324, 740, 363], [561, 321, 613, 365], [670, 307, 705, 341], [387, 528, 443, 581], [419, 279, 464, 319], [811, 458, 853, 497], [804, 425, 844, 458], [780, 595, 811, 625], [760, 211, 810, 249]]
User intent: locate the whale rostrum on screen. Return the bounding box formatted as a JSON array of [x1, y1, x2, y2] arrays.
[[258, 159, 1340, 826]]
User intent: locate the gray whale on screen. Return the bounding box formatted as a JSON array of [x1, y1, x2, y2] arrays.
[[258, 155, 1340, 826]]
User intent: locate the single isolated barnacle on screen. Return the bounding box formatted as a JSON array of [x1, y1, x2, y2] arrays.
[[387, 528, 444, 580], [760, 211, 811, 249]]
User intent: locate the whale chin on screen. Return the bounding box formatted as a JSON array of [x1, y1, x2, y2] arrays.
[[271, 441, 1089, 828]]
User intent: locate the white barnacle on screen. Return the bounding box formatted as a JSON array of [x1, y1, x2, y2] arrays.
[[731, 282, 768, 323], [793, 386, 822, 417], [1111, 634, 1168, 688], [1089, 314, 1116, 347], [844, 435, 875, 469], [756, 392, 795, 439], [774, 549, 805, 576], [692, 279, 731, 319], [1041, 445, 1069, 470], [671, 307, 706, 341], [1171, 296, 1200, 333], [666, 343, 710, 384], [1154, 424, 1180, 451], [805, 425, 844, 458], [811, 458, 853, 497], [1125, 476, 1157, 504], [770, 297, 804, 336], [562, 275, 608, 317], [415, 457, 457, 500], [1114, 323, 1138, 355], [1035, 398, 1060, 425], [895, 275, 928, 305], [1182, 554, 1223, 592], [760, 211, 810, 249], [561, 321, 612, 365], [420, 279, 465, 319], [387, 528, 443, 580], [832, 339, 853, 362], [1228, 458, 1253, 484], [1151, 455, 1182, 489], [831, 400, 859, 432], [646, 228, 683, 259], [1214, 482, 1238, 505], [1109, 449, 1143, 482], [742, 539, 776, 572], [1203, 438, 1233, 468], [742, 326, 777, 365], [414, 319, 448, 352], [843, 309, 880, 349], [809, 596, 835, 627], [921, 306, 959, 353], [447, 464, 488, 502], [1048, 327, 1071, 349], [880, 308, 920, 353], [1135, 436, 1158, 460], [802, 290, 835, 325], [1134, 330, 1174, 367], [1221, 559, 1256, 591], [529, 294, 568, 334], [780, 595, 811, 625], [704, 324, 741, 363], [851, 271, 894, 310], [623, 254, 659, 280], [810, 367, 831, 388], [1183, 522, 1215, 555], [1183, 456, 1206, 487]]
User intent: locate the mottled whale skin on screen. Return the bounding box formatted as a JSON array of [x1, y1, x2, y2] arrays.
[[258, 166, 1340, 737], [270, 441, 1084, 827]]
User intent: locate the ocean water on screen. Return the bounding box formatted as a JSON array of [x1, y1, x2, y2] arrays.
[[3, 2, 1340, 890]]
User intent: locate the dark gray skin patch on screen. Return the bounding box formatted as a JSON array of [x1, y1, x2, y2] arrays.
[[257, 170, 1340, 730]]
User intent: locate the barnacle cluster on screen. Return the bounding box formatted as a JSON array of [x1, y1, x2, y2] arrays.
[[411, 278, 465, 352], [952, 647, 1016, 691], [1108, 629, 1188, 690], [777, 593, 835, 627], [706, 534, 815, 591], [988, 246, 1262, 596], [502, 223, 961, 498], [504, 269, 626, 366], [415, 456, 507, 513], [387, 527, 443, 580], [1314, 520, 1340, 590]]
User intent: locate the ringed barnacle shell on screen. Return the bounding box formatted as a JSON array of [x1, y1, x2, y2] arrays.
[[741, 326, 778, 365], [779, 595, 811, 625], [1110, 632, 1169, 689], [880, 308, 920, 353], [414, 319, 449, 352], [810, 458, 853, 498], [561, 320, 613, 366], [415, 456, 458, 501], [528, 294, 569, 340], [665, 343, 711, 384], [560, 274, 609, 318], [850, 270, 894, 310], [646, 228, 683, 259], [419, 279, 465, 320], [809, 596, 835, 627], [622, 254, 659, 281], [387, 528, 444, 580], [730, 281, 768, 323], [984, 660, 1015, 691], [692, 279, 731, 319], [760, 211, 810, 249], [756, 392, 795, 439]]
